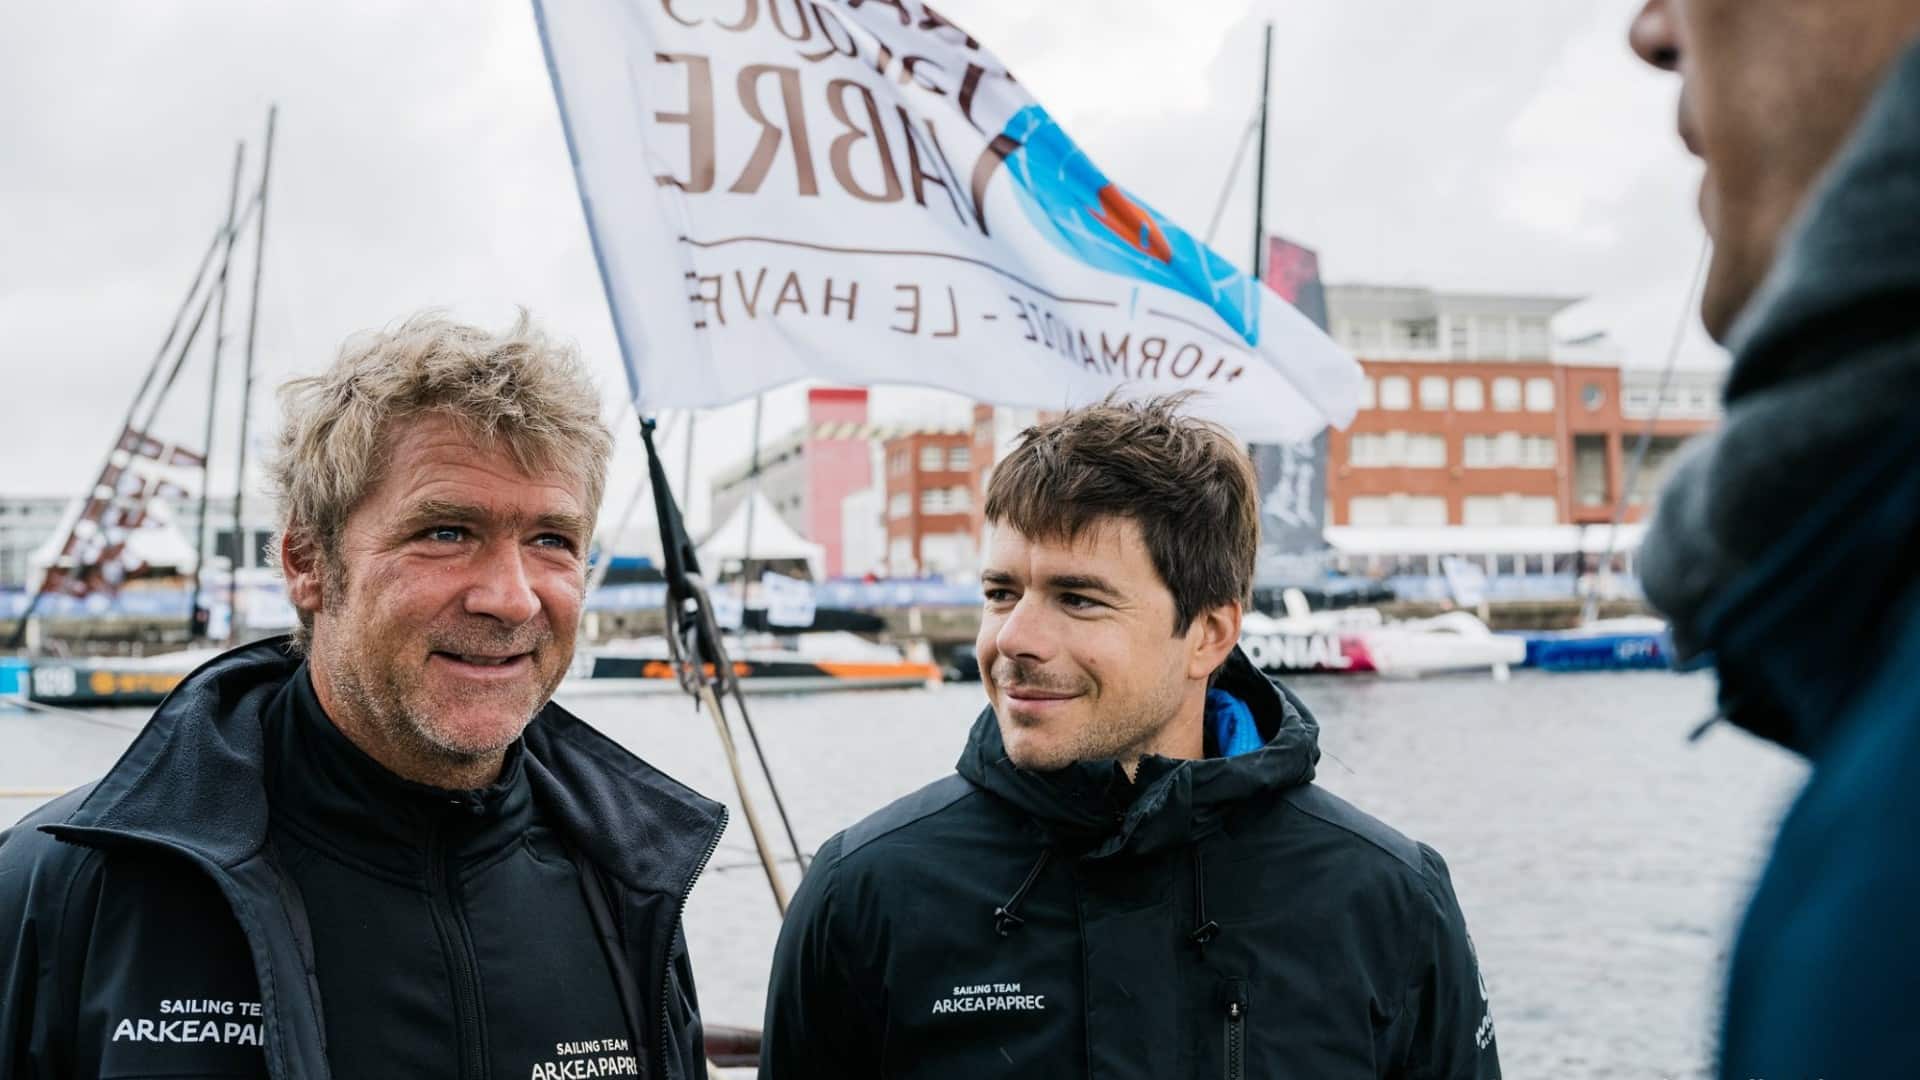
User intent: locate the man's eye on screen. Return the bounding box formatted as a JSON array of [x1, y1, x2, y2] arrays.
[[1060, 593, 1102, 611], [534, 534, 578, 552], [424, 526, 467, 543], [983, 587, 1015, 604]]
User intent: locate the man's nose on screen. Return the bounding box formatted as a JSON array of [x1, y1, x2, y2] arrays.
[[1628, 0, 1681, 72], [993, 596, 1054, 664], [465, 542, 541, 625]]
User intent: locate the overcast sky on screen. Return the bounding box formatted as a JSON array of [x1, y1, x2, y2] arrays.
[[0, 0, 1713, 537]]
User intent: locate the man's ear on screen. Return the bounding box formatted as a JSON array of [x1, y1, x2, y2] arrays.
[[281, 529, 325, 618], [1186, 600, 1243, 680]]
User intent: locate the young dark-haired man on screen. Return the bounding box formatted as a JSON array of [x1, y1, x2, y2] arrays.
[[759, 396, 1499, 1078]]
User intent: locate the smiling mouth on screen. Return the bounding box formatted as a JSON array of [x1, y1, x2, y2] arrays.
[[432, 651, 531, 669], [1004, 687, 1082, 705]]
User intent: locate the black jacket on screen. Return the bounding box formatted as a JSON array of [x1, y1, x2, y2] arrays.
[[0, 639, 728, 1080], [760, 650, 1499, 1078]]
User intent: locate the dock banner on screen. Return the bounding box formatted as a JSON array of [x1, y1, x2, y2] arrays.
[[534, 0, 1361, 442], [1252, 235, 1333, 570]]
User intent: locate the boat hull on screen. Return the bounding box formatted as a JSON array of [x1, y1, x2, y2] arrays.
[[563, 654, 942, 695]]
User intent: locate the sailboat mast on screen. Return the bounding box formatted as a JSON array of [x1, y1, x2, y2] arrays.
[[229, 106, 277, 644], [186, 141, 246, 642], [4, 224, 229, 651], [1251, 21, 1274, 282]]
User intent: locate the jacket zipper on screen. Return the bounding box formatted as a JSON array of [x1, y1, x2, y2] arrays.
[[1222, 978, 1249, 1080], [427, 812, 488, 1080], [658, 807, 728, 1077]]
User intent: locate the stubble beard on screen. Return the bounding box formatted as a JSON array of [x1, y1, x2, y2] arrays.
[[993, 656, 1184, 773], [317, 570, 560, 784]]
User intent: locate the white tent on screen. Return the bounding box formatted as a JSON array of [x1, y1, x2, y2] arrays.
[[698, 491, 825, 581]]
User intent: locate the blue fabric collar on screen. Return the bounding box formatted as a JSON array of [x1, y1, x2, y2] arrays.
[[1205, 688, 1263, 758]]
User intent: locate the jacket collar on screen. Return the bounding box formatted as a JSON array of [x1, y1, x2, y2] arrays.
[[267, 668, 535, 876], [1641, 41, 1920, 755], [45, 637, 725, 896], [955, 647, 1319, 858]]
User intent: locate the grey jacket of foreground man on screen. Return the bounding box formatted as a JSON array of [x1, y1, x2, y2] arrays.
[[0, 639, 728, 1079], [1639, 41, 1920, 1080], [760, 649, 1500, 1079]]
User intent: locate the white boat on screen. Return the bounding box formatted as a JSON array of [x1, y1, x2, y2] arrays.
[[1238, 589, 1523, 679], [1354, 611, 1526, 678]]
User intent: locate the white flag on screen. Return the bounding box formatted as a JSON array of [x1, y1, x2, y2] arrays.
[[535, 0, 1361, 441]]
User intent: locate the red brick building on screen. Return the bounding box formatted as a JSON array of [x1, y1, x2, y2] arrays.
[[1323, 286, 1721, 528], [881, 428, 977, 577]]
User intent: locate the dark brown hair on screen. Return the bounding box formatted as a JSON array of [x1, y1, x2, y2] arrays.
[[983, 393, 1259, 633]]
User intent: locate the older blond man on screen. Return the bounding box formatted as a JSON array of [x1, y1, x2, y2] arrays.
[[0, 313, 725, 1079]]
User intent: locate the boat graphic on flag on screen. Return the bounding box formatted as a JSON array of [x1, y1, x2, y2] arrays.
[[534, 0, 1361, 441]]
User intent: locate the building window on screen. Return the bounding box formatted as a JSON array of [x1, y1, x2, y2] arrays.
[[1462, 494, 1559, 527], [1419, 376, 1449, 411], [1350, 432, 1447, 468], [1447, 318, 1471, 357], [1394, 319, 1439, 352], [1348, 494, 1449, 528], [919, 446, 944, 472], [1378, 375, 1412, 410], [1358, 376, 1377, 411], [1575, 434, 1609, 507], [948, 446, 971, 471], [1516, 318, 1551, 358], [1344, 319, 1384, 353], [888, 492, 910, 519], [920, 489, 943, 514], [1453, 377, 1484, 411], [1491, 376, 1522, 412], [1464, 434, 1556, 469], [1478, 317, 1511, 359], [1525, 377, 1556, 413]]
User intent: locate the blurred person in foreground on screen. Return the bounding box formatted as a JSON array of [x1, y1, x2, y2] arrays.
[[759, 396, 1499, 1079], [0, 313, 724, 1078], [1630, 2, 1920, 1076]]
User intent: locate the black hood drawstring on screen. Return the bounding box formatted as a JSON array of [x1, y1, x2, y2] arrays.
[[993, 849, 1052, 937], [1188, 846, 1220, 949]]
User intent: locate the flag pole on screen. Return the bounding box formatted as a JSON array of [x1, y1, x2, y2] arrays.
[[532, 0, 805, 917], [641, 418, 792, 915]]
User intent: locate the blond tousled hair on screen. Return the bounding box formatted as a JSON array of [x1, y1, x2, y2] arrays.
[[267, 310, 614, 648]]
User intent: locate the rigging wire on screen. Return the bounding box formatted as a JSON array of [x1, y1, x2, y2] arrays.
[[1204, 112, 1263, 249], [1583, 237, 1713, 624], [724, 393, 811, 874]]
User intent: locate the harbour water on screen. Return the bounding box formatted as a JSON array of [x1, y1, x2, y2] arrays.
[[3, 670, 1805, 1078]]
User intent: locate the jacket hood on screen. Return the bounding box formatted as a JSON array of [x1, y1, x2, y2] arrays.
[[955, 647, 1319, 858], [1641, 41, 1920, 755], [46, 637, 725, 897]]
